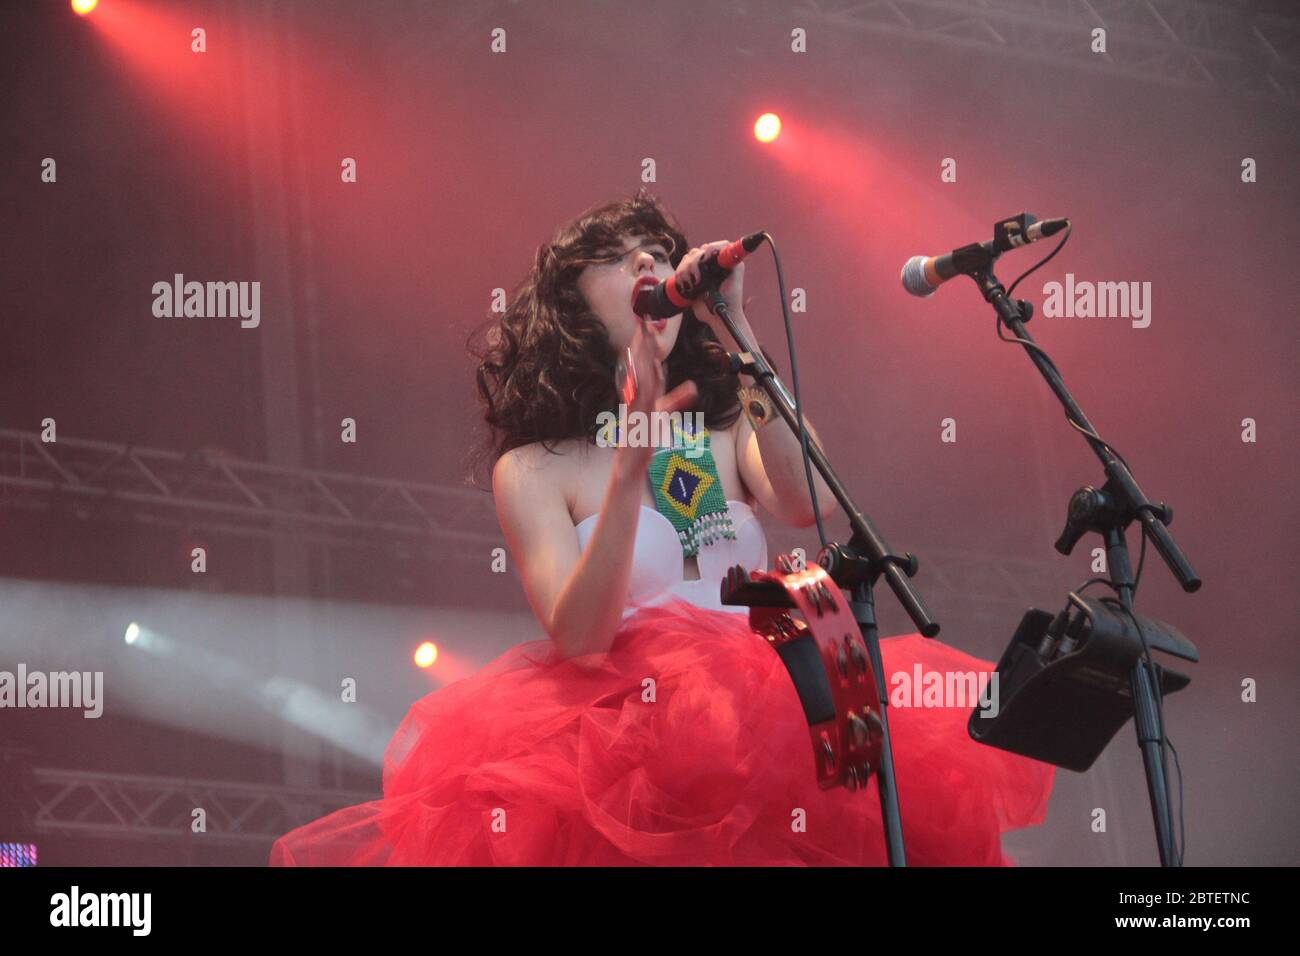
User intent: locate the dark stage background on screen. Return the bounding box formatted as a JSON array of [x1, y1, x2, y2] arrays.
[[1, 0, 1297, 866]]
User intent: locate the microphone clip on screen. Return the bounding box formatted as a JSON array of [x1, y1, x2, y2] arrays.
[[724, 350, 761, 376], [993, 212, 1039, 252]]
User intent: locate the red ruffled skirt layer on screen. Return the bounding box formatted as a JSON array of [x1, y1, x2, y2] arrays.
[[270, 600, 1054, 866]]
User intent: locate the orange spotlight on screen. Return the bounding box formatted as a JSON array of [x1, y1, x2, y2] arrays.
[[754, 113, 782, 143], [72, 0, 99, 14], [414, 641, 438, 669]]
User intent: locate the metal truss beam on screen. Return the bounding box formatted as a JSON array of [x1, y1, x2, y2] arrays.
[[795, 0, 1300, 104], [0, 429, 498, 548], [25, 765, 376, 846]]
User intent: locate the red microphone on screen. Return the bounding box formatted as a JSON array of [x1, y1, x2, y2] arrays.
[[633, 232, 765, 319]]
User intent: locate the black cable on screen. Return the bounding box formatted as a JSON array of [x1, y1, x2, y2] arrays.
[[1131, 519, 1149, 595], [1124, 521, 1183, 864], [1074, 577, 1121, 597], [758, 232, 828, 551], [1070, 519, 1181, 863], [1006, 224, 1071, 298], [1104, 594, 1184, 865], [995, 226, 1071, 376], [1170, 736, 1186, 865], [995, 317, 1062, 375], [994, 229, 1136, 476]]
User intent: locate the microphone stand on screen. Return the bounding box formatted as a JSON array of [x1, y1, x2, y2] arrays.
[[702, 288, 940, 867], [961, 254, 1200, 866]]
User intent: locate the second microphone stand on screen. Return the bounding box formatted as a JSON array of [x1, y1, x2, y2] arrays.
[[964, 260, 1200, 865]]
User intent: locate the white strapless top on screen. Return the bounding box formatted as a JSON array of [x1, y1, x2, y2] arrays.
[[574, 500, 768, 619]]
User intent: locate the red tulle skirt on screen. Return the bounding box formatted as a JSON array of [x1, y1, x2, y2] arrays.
[[269, 600, 1054, 866]]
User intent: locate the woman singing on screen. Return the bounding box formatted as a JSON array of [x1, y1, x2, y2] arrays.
[[270, 188, 1055, 866]]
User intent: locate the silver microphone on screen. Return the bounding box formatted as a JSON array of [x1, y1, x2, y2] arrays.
[[901, 216, 1070, 298]]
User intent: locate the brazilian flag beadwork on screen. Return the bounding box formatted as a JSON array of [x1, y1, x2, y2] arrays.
[[646, 419, 736, 558]]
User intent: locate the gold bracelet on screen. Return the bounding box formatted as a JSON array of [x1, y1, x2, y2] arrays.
[[738, 385, 775, 431]]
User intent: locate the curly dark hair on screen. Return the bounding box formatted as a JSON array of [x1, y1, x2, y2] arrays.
[[466, 187, 742, 490]]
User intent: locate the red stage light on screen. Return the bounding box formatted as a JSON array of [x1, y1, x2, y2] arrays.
[[754, 113, 782, 143], [72, 0, 99, 15]]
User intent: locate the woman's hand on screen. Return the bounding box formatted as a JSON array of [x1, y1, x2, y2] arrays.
[[614, 320, 697, 476], [676, 241, 748, 347]]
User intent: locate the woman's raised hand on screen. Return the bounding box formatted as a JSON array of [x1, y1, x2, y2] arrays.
[[614, 320, 697, 472]]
